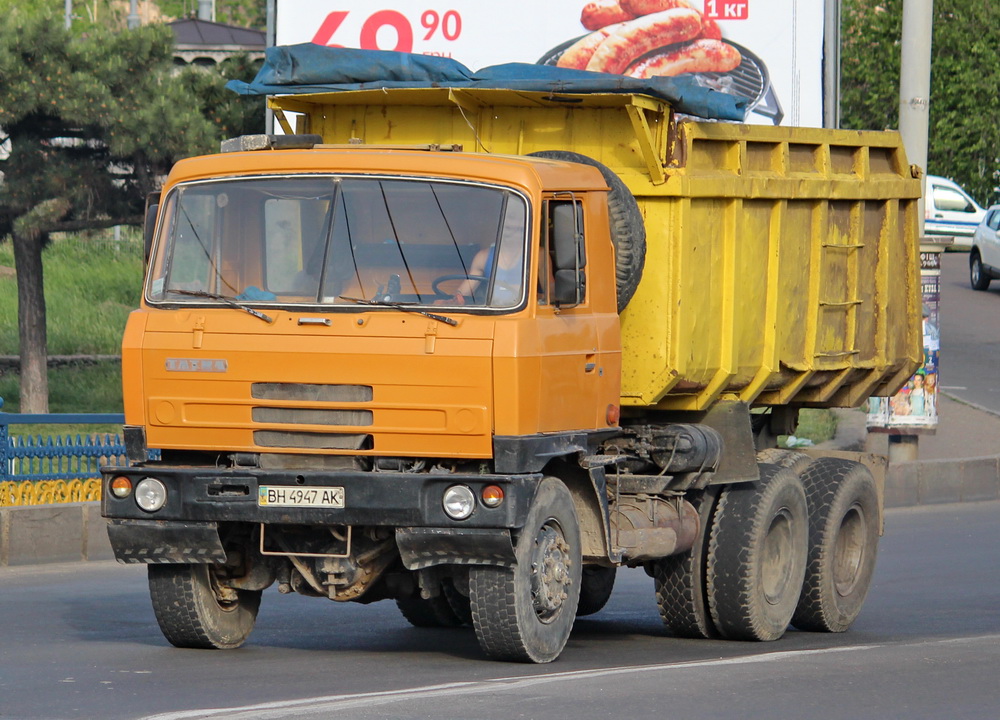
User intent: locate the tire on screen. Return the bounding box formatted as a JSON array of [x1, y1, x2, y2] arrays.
[[442, 579, 474, 626], [792, 458, 880, 633], [528, 150, 646, 312], [970, 251, 991, 291], [469, 477, 582, 663], [755, 448, 812, 474], [707, 464, 808, 642], [396, 579, 472, 628], [147, 564, 261, 649], [652, 488, 720, 639], [397, 595, 464, 628], [576, 566, 616, 617]]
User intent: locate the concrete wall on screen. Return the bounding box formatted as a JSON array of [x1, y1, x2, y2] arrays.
[[0, 502, 113, 566], [885, 456, 1000, 508]]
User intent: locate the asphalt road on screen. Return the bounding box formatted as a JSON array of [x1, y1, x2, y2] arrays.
[[2, 501, 999, 720], [939, 251, 1000, 414]]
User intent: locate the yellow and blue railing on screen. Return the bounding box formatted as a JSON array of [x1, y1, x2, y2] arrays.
[[0, 397, 126, 506]]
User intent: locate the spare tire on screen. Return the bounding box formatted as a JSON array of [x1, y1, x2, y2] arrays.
[[528, 150, 646, 312]]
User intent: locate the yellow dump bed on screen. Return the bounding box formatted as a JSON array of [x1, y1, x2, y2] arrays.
[[273, 89, 922, 411]]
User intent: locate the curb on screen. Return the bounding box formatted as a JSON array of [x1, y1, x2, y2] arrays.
[[820, 407, 1000, 509], [884, 456, 1000, 508], [0, 502, 113, 566]]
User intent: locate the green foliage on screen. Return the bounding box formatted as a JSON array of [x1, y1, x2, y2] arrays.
[[794, 409, 838, 445], [0, 364, 124, 415], [840, 1, 901, 133], [0, 237, 143, 356], [180, 54, 266, 139], [0, 0, 266, 31], [157, 0, 266, 29], [841, 0, 1000, 205], [0, 10, 217, 237]]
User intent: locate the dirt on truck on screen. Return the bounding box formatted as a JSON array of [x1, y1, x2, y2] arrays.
[[102, 47, 922, 663]]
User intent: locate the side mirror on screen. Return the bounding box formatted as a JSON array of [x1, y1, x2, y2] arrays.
[[551, 202, 585, 306], [143, 192, 160, 265]]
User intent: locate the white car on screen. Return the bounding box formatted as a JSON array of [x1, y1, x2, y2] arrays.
[[970, 205, 1000, 290], [924, 175, 987, 250]]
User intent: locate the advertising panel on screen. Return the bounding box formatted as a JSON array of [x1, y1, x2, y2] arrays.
[[274, 0, 826, 126], [867, 247, 942, 433]]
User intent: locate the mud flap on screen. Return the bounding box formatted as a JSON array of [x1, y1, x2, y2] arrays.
[[395, 527, 516, 570], [107, 519, 227, 564]]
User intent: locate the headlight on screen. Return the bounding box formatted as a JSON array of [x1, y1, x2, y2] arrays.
[[135, 477, 167, 512], [442, 485, 475, 520]]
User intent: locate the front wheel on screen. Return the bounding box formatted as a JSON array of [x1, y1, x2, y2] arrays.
[[469, 477, 582, 663], [147, 564, 261, 649], [971, 252, 991, 290]]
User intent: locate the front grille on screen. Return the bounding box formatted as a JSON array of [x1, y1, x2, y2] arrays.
[[251, 383, 373, 403], [252, 407, 373, 426], [254, 431, 373, 450]]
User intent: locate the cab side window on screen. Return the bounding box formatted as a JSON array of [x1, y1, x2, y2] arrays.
[[538, 198, 586, 307]]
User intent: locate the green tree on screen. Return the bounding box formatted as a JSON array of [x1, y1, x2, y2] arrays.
[[180, 53, 266, 140], [841, 0, 1000, 205], [0, 10, 215, 412]]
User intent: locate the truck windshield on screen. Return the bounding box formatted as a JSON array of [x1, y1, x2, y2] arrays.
[[147, 175, 528, 310]]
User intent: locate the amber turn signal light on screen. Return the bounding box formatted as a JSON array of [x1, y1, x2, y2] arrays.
[[481, 484, 504, 508], [110, 476, 133, 498]]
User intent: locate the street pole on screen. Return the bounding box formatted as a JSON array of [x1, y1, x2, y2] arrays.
[[265, 0, 276, 134], [128, 0, 140, 29], [899, 0, 933, 232], [892, 0, 934, 463], [823, 0, 841, 129], [65, 0, 72, 30]]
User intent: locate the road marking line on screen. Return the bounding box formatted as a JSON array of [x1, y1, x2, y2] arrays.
[[140, 645, 873, 720], [141, 634, 1000, 720]]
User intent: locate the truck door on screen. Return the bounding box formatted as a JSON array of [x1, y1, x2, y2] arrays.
[[534, 196, 606, 432]]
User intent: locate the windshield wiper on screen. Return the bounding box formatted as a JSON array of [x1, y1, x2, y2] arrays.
[[168, 289, 274, 323], [338, 296, 458, 326]]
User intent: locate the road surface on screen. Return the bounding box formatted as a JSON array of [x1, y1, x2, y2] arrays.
[[2, 501, 999, 719]]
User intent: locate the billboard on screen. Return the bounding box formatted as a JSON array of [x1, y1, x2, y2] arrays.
[[274, 0, 827, 127]]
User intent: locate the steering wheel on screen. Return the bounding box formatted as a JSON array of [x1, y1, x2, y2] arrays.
[[431, 274, 489, 298]]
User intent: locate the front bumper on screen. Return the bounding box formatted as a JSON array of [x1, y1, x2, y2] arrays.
[[101, 465, 538, 529]]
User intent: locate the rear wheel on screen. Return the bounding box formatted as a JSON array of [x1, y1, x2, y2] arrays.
[[397, 578, 472, 628], [147, 564, 261, 649], [469, 477, 582, 663], [707, 465, 808, 641], [756, 448, 812, 474], [971, 251, 991, 290], [577, 566, 616, 617], [792, 458, 880, 633], [653, 488, 720, 639]]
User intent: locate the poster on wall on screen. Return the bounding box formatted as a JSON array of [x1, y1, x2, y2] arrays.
[[274, 0, 826, 127]]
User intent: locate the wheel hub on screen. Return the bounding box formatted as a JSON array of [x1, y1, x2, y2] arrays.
[[761, 509, 795, 605], [834, 504, 866, 596], [531, 521, 573, 623]]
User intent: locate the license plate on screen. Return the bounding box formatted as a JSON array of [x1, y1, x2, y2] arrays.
[[257, 486, 345, 508]]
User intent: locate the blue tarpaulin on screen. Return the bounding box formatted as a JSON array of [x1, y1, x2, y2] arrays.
[[226, 44, 746, 122]]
